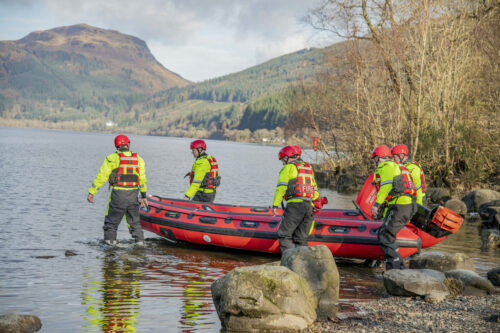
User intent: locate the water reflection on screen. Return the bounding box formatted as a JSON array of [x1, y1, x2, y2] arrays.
[[142, 240, 274, 332], [82, 250, 143, 332]]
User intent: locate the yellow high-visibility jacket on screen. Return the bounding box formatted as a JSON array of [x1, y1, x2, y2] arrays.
[[273, 160, 319, 207], [185, 155, 214, 198], [374, 160, 413, 206], [405, 161, 425, 205], [88, 151, 147, 197]]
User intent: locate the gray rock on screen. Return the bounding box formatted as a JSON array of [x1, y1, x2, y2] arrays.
[[487, 268, 500, 286], [211, 264, 317, 332], [409, 252, 475, 272], [383, 269, 449, 298], [479, 202, 500, 229], [281, 245, 340, 320], [65, 250, 77, 256], [462, 189, 500, 213], [426, 187, 451, 205], [444, 269, 495, 295], [481, 229, 500, 249], [0, 313, 42, 333], [444, 199, 467, 216]]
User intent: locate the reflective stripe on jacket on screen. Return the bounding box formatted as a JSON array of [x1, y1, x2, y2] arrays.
[[273, 159, 319, 207], [284, 161, 315, 201], [374, 160, 415, 206], [185, 153, 218, 198], [115, 152, 139, 187], [88, 150, 147, 196]]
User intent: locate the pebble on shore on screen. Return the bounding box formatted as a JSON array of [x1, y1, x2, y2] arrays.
[[303, 295, 499, 333]]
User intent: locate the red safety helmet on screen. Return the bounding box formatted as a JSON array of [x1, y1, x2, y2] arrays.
[[391, 144, 409, 156], [371, 145, 391, 159], [278, 146, 297, 160], [114, 134, 130, 148], [190, 139, 206, 150], [292, 145, 302, 156]]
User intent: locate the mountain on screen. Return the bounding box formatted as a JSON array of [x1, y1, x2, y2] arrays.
[[0, 24, 189, 122], [0, 24, 343, 139]]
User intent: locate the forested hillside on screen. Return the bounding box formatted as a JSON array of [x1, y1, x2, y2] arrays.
[[0, 24, 189, 127], [0, 23, 336, 139]]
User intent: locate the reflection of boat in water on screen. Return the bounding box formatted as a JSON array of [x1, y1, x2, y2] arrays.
[[140, 174, 463, 259]]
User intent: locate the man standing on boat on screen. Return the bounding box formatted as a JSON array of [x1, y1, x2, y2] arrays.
[[184, 139, 220, 203], [391, 144, 427, 206], [87, 134, 148, 245], [371, 145, 417, 270], [272, 145, 319, 254]]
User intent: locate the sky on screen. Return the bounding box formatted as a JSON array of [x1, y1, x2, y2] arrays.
[[0, 0, 336, 82]]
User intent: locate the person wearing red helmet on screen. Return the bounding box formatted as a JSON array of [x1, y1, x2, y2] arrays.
[[272, 145, 319, 254], [87, 134, 148, 246], [184, 139, 220, 203], [371, 145, 417, 270], [391, 144, 427, 206]]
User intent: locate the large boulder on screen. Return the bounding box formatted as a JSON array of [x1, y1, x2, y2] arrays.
[[383, 269, 449, 299], [0, 314, 42, 333], [462, 189, 500, 213], [481, 229, 500, 249], [211, 264, 317, 332], [444, 269, 495, 295], [409, 252, 475, 272], [487, 268, 500, 286], [281, 245, 340, 320]]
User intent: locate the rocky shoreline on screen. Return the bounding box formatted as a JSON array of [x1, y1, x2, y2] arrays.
[[305, 294, 500, 333]]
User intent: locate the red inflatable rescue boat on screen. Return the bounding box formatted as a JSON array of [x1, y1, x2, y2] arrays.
[[140, 196, 422, 260]]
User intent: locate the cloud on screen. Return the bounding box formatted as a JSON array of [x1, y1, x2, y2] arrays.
[[1, 0, 331, 80], [36, 0, 320, 46]]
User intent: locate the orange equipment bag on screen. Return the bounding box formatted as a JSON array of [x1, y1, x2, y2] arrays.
[[430, 206, 463, 234], [355, 173, 377, 219]]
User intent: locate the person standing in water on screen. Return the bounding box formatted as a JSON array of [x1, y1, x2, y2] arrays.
[[87, 135, 148, 245]]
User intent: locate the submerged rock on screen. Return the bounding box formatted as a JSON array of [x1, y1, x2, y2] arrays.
[[0, 313, 42, 333], [481, 229, 500, 249]]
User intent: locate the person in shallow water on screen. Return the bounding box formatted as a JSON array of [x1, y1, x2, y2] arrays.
[[87, 134, 148, 245], [184, 139, 221, 203], [272, 145, 319, 254], [371, 145, 417, 270]]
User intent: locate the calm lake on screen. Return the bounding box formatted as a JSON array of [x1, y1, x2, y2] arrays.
[[1, 127, 498, 332]]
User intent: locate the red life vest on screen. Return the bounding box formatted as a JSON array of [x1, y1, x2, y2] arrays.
[[189, 154, 220, 189], [405, 159, 427, 193], [115, 152, 139, 187], [285, 161, 316, 201], [374, 162, 416, 203]]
